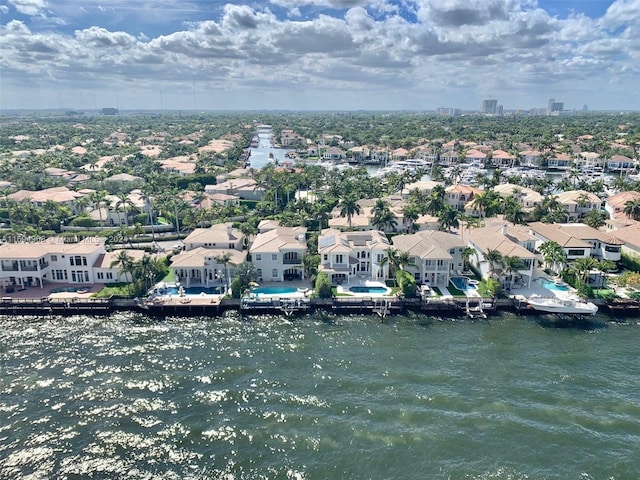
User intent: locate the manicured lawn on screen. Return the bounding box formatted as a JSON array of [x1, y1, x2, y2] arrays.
[[162, 270, 175, 283], [431, 287, 443, 297], [93, 284, 132, 298], [331, 287, 353, 296], [446, 283, 467, 296]]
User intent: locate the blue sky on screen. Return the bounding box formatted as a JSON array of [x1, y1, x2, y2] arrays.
[[1, 0, 638, 111]]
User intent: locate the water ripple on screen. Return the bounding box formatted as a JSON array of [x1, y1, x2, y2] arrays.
[[0, 312, 639, 479]]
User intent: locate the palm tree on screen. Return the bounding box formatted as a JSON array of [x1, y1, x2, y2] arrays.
[[89, 190, 107, 227], [483, 248, 503, 278], [115, 193, 134, 227], [110, 250, 135, 293], [477, 277, 500, 299], [437, 204, 460, 232], [503, 196, 526, 224], [623, 198, 640, 221], [470, 191, 493, 219], [571, 256, 599, 285], [215, 252, 232, 294], [538, 241, 567, 275], [380, 247, 410, 280], [338, 195, 361, 227], [461, 247, 476, 272], [401, 203, 420, 233], [583, 209, 607, 229], [424, 186, 445, 216], [140, 188, 156, 243], [596, 259, 616, 288], [501, 255, 526, 290]]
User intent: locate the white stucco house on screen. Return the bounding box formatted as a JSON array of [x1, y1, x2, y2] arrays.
[[317, 228, 390, 285], [249, 226, 307, 282]]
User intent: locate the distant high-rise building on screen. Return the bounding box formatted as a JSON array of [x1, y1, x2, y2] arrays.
[[547, 99, 564, 115], [437, 107, 461, 116], [101, 107, 118, 116], [481, 99, 498, 115], [582, 104, 589, 112]]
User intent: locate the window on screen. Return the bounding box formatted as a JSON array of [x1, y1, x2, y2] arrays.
[[70, 256, 87, 266], [437, 259, 445, 267], [256, 268, 262, 279], [605, 245, 621, 253], [272, 254, 278, 261], [255, 254, 262, 261], [106, 272, 113, 280], [336, 254, 343, 264], [51, 255, 57, 262], [272, 269, 278, 278], [567, 249, 585, 256], [97, 272, 104, 280]]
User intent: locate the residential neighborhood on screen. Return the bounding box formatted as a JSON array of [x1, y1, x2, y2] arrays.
[[0, 112, 640, 315]]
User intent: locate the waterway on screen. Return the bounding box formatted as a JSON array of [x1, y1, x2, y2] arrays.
[[1, 311, 639, 479], [248, 129, 288, 168]]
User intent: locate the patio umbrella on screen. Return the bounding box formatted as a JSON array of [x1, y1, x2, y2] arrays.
[[249, 281, 259, 287]]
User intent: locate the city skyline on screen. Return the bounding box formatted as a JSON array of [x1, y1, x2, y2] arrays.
[[1, 0, 638, 111]]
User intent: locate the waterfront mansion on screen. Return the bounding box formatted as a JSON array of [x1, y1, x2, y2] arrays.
[[0, 238, 143, 290]]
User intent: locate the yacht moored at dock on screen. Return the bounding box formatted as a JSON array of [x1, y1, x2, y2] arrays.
[[526, 295, 598, 315]]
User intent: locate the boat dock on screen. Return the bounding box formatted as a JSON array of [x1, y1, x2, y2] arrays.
[[0, 296, 112, 316]]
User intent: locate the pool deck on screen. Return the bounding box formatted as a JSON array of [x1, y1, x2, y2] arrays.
[[507, 276, 584, 304], [1, 283, 106, 301], [336, 280, 392, 298]]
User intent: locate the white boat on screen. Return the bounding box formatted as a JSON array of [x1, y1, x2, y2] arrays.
[[527, 296, 598, 315]]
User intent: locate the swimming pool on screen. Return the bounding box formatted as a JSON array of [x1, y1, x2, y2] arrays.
[[449, 276, 477, 291], [159, 286, 224, 296], [349, 286, 388, 294], [540, 280, 569, 291], [49, 286, 90, 293], [252, 286, 297, 295]]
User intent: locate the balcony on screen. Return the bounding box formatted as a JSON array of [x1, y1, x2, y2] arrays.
[[283, 257, 301, 265], [1, 264, 19, 272], [20, 265, 38, 271]]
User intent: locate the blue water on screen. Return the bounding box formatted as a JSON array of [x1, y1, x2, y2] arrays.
[[161, 286, 224, 295], [249, 131, 288, 168], [542, 280, 569, 291], [450, 276, 477, 291], [49, 286, 89, 293], [349, 286, 388, 294], [1, 311, 639, 479], [252, 286, 297, 295]]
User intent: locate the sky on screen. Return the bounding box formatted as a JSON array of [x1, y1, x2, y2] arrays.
[[0, 0, 638, 111]]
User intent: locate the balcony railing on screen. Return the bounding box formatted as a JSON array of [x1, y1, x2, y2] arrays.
[[20, 265, 38, 271], [283, 258, 301, 265]]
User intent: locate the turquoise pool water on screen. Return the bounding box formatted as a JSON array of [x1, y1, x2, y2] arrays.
[[349, 286, 388, 294], [449, 277, 477, 291], [159, 286, 224, 295], [541, 280, 569, 291], [49, 286, 89, 293], [252, 286, 297, 295]]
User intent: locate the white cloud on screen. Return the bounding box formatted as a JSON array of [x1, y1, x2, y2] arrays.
[[8, 0, 47, 16], [1, 0, 639, 110], [75, 26, 136, 47]]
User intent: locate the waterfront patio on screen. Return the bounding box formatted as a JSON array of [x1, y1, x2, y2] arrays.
[[0, 282, 105, 300]]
